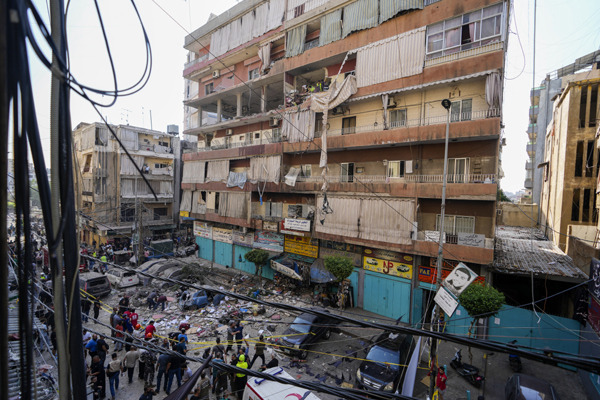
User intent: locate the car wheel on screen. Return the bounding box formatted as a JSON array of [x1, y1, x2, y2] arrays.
[[324, 329, 331, 340], [300, 349, 308, 359]]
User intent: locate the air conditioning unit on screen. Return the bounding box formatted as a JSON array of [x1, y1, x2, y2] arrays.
[[387, 97, 397, 108], [225, 129, 233, 135], [212, 70, 220, 78], [331, 106, 344, 115], [269, 118, 278, 127]]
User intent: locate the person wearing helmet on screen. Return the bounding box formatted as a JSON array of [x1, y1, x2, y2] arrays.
[[234, 354, 248, 399]]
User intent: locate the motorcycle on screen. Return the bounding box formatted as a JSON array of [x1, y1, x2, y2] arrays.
[[450, 349, 484, 388], [508, 340, 522, 372]]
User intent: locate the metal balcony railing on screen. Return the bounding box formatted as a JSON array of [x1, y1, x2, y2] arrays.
[[296, 173, 497, 184], [197, 135, 285, 151]]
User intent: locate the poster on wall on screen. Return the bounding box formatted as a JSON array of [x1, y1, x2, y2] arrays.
[[284, 235, 318, 259], [212, 227, 233, 244], [362, 254, 413, 279], [283, 218, 311, 232], [194, 221, 212, 239], [419, 266, 485, 285], [434, 286, 459, 317], [589, 258, 600, 301], [263, 221, 279, 232], [253, 230, 284, 253], [233, 230, 254, 247], [442, 263, 478, 298]]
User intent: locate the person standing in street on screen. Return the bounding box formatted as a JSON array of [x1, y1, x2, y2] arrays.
[[155, 351, 170, 394], [139, 385, 158, 400], [106, 352, 123, 400], [81, 296, 91, 323], [156, 294, 168, 311], [122, 346, 140, 384], [118, 295, 130, 315], [248, 335, 266, 369], [234, 354, 248, 400], [93, 300, 101, 323], [165, 353, 183, 395], [89, 355, 106, 399], [436, 366, 447, 400], [147, 291, 157, 310], [225, 321, 235, 354]]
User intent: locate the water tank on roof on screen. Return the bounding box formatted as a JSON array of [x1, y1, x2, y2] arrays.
[[167, 124, 179, 135]]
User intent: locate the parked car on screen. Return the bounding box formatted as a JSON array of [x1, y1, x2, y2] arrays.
[[79, 272, 112, 298], [106, 268, 140, 289], [279, 310, 335, 359], [356, 331, 414, 393], [505, 374, 560, 400], [179, 289, 214, 310], [242, 367, 322, 400]]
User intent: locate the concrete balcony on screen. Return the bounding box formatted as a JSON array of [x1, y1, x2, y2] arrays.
[[526, 143, 535, 157], [524, 178, 533, 189], [525, 161, 533, 170]]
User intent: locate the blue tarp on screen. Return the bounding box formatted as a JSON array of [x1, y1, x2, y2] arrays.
[[310, 258, 336, 283]]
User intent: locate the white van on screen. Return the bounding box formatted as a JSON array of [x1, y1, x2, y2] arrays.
[[243, 367, 322, 400]]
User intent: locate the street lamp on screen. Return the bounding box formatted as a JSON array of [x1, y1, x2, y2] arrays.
[[430, 99, 452, 398]]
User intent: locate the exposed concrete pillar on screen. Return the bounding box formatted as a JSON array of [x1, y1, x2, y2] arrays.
[[261, 86, 267, 113], [198, 106, 203, 127], [236, 93, 242, 117], [216, 99, 222, 123]]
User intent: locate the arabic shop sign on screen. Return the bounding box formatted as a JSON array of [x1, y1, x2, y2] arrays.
[[193, 222, 212, 239], [284, 235, 318, 259], [362, 249, 413, 279], [212, 227, 233, 244]]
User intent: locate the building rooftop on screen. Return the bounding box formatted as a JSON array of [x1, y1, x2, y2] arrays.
[[493, 226, 588, 280]]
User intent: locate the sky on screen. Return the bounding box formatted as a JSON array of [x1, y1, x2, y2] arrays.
[[27, 0, 600, 194]]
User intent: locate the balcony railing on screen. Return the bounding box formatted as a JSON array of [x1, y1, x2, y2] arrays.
[[197, 134, 284, 152], [136, 143, 173, 154], [315, 108, 500, 138], [296, 173, 497, 184], [184, 54, 209, 71]]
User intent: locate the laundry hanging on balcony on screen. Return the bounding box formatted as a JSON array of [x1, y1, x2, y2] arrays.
[[352, 27, 426, 87], [284, 167, 301, 186], [226, 171, 247, 189], [282, 109, 316, 143], [485, 71, 502, 112]]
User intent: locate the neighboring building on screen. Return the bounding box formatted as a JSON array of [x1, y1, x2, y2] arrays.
[[540, 67, 600, 250], [73, 122, 180, 248], [181, 0, 509, 321], [525, 50, 600, 206]]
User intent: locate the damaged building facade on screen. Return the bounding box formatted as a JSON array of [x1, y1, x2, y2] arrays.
[[73, 122, 181, 247], [180, 0, 509, 321]]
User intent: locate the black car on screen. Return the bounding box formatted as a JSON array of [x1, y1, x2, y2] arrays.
[[279, 311, 334, 359], [505, 374, 560, 400], [356, 332, 414, 393]]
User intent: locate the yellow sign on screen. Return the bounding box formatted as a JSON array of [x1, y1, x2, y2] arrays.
[[363, 255, 412, 279], [284, 235, 318, 259], [179, 211, 190, 217]]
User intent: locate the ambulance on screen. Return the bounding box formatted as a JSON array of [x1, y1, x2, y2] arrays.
[[243, 367, 322, 400]]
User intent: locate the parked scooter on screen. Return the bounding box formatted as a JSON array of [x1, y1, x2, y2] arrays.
[[508, 340, 523, 372], [450, 349, 484, 388]]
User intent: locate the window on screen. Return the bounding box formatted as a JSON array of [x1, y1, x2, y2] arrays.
[[451, 99, 472, 122], [293, 3, 305, 18], [214, 192, 220, 212], [426, 3, 504, 59], [82, 154, 92, 173], [448, 158, 469, 183], [158, 140, 169, 147], [583, 189, 591, 222], [572, 189, 580, 221], [153, 207, 168, 220], [390, 109, 407, 128], [265, 202, 283, 218], [436, 214, 475, 235], [387, 161, 405, 178], [341, 162, 354, 182], [271, 128, 281, 142], [586, 140, 594, 177], [154, 163, 168, 169], [575, 141, 584, 177], [205, 82, 214, 96], [248, 68, 260, 80], [254, 132, 261, 140], [590, 85, 598, 127], [580, 85, 588, 128], [302, 164, 312, 177], [342, 117, 356, 135]]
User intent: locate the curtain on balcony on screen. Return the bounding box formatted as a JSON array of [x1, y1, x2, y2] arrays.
[[205, 160, 230, 183], [258, 43, 272, 73], [319, 9, 342, 47], [485, 71, 502, 111], [182, 161, 206, 184], [120, 155, 144, 175], [248, 156, 281, 184], [209, 23, 231, 59], [240, 12, 254, 46], [315, 195, 414, 245], [266, 0, 285, 31], [283, 109, 316, 143], [379, 0, 423, 24], [119, 128, 138, 150], [180, 190, 192, 212], [354, 27, 425, 87], [218, 192, 248, 219], [159, 181, 173, 195], [286, 25, 306, 58], [342, 0, 379, 39], [310, 75, 358, 112], [253, 3, 268, 38], [191, 191, 205, 214], [120, 179, 134, 197]]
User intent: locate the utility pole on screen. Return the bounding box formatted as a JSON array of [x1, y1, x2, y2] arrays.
[[430, 99, 452, 398]]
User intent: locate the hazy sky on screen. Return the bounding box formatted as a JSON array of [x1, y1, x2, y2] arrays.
[[28, 0, 600, 194]]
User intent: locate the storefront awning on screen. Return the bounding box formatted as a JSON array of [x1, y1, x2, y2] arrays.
[[310, 258, 337, 284], [270, 258, 303, 281]]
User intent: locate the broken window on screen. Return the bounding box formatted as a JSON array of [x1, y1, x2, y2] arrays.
[[248, 68, 260, 80], [83, 154, 92, 173]]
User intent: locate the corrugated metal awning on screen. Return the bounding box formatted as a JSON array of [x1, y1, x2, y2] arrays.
[[349, 69, 497, 103]]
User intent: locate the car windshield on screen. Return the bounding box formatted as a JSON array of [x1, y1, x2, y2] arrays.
[[521, 386, 552, 400], [366, 346, 400, 370], [290, 317, 312, 333]]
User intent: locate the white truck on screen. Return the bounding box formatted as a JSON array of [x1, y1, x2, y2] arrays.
[[243, 367, 322, 400]]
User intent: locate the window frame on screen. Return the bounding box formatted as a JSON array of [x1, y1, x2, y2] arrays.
[[435, 214, 475, 235], [389, 109, 408, 128], [205, 82, 214, 96], [387, 160, 406, 178], [341, 162, 354, 183], [248, 68, 260, 81]]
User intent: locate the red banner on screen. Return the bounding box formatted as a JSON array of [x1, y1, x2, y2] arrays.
[[418, 265, 485, 285]]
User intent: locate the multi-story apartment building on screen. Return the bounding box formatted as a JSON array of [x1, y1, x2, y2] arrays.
[[524, 50, 600, 206], [73, 122, 180, 248], [181, 0, 509, 321], [540, 66, 600, 251]]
